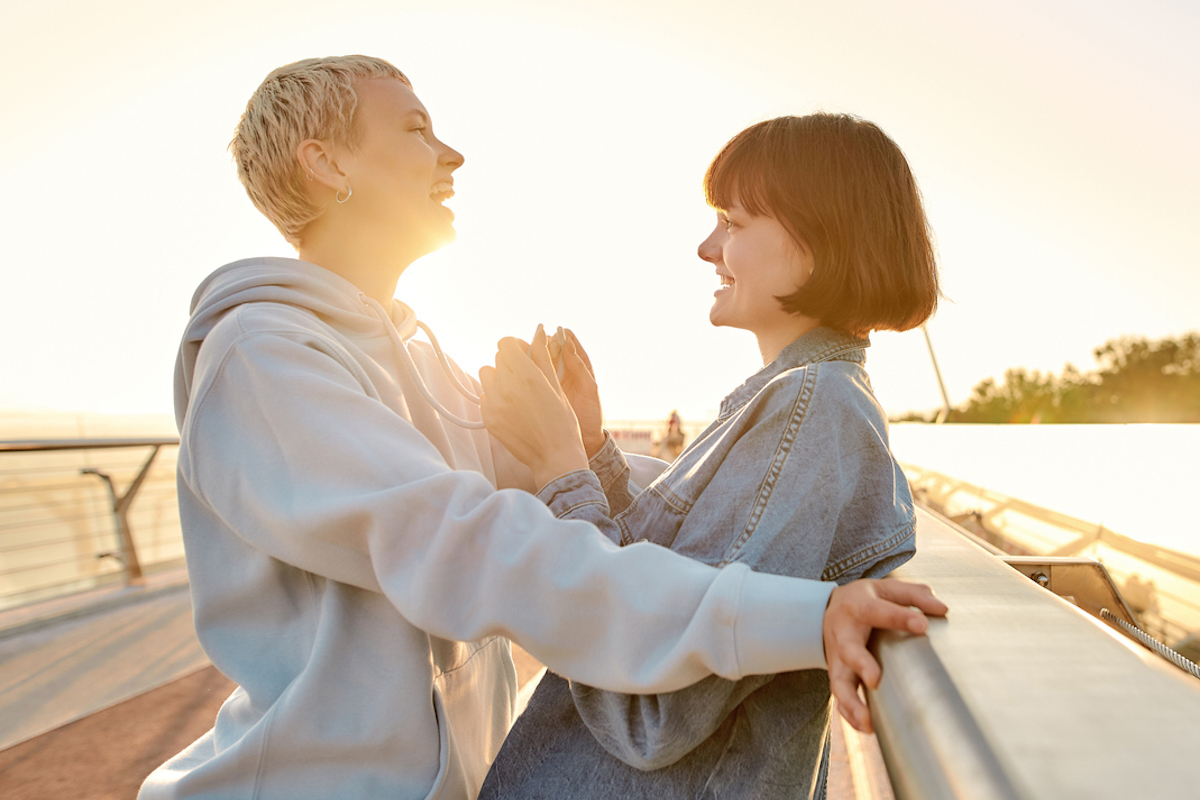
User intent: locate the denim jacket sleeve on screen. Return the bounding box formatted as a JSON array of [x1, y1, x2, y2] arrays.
[[586, 431, 638, 519], [573, 425, 680, 522], [541, 432, 667, 541], [537, 363, 915, 769]]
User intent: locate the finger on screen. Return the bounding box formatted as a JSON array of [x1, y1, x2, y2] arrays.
[[859, 598, 928, 635], [564, 328, 595, 376], [497, 337, 532, 362], [495, 343, 545, 390], [561, 347, 591, 386], [547, 328, 564, 364], [497, 337, 534, 371], [829, 666, 872, 733], [552, 327, 568, 381], [497, 337, 533, 363], [493, 342, 521, 377], [840, 642, 882, 689], [477, 370, 496, 425], [874, 579, 949, 617], [528, 325, 560, 387], [496, 337, 563, 403]]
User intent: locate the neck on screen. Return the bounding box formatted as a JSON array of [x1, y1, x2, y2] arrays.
[[298, 220, 422, 306], [755, 316, 821, 365]]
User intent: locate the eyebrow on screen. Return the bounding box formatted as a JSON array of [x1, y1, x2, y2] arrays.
[[405, 110, 430, 125]]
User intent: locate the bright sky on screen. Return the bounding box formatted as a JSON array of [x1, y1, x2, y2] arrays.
[[1, 0, 1197, 424]]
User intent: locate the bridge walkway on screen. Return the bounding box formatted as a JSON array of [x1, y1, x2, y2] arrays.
[[0, 582, 888, 799]]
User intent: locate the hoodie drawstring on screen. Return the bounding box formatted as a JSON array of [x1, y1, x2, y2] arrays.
[[414, 321, 483, 405], [360, 295, 487, 430]]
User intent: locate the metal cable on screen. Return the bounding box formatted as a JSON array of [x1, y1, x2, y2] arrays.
[[1100, 608, 1200, 680]]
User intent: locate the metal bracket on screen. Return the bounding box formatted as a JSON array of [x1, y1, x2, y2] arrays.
[[81, 445, 161, 587], [1002, 556, 1138, 627]]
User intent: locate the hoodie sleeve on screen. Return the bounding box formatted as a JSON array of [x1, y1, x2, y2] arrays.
[[180, 327, 833, 693]]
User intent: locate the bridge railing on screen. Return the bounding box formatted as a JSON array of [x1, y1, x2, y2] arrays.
[[870, 507, 1200, 799], [904, 463, 1200, 658], [0, 438, 182, 611]]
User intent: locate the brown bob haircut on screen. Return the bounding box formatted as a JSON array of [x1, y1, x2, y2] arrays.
[[704, 114, 940, 335]]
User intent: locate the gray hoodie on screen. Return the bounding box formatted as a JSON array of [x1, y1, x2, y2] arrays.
[[141, 257, 834, 800]]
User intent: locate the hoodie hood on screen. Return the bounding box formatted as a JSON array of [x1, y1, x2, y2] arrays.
[[174, 257, 417, 427]]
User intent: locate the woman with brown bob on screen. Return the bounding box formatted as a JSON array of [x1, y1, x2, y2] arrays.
[[478, 114, 941, 800]]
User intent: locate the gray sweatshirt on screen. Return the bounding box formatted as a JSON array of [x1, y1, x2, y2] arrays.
[[140, 258, 836, 800]]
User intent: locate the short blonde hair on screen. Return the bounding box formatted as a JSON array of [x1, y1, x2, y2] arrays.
[[230, 55, 410, 246]]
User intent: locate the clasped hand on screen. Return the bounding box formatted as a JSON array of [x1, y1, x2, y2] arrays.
[[478, 325, 602, 490]]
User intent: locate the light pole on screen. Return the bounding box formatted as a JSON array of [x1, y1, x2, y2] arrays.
[[922, 325, 952, 424]]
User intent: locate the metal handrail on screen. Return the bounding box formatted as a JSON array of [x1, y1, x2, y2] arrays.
[[870, 508, 1200, 798], [0, 437, 181, 604], [870, 632, 1025, 800]]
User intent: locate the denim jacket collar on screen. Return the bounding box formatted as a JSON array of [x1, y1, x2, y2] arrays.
[[719, 326, 869, 418]]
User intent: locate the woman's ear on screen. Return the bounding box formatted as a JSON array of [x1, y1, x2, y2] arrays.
[[296, 139, 346, 195]]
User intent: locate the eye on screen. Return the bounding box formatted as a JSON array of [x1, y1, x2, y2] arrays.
[[411, 125, 429, 138], [722, 217, 739, 232]]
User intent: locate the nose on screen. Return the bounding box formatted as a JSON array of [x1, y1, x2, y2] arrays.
[[698, 223, 724, 264], [439, 140, 464, 171]]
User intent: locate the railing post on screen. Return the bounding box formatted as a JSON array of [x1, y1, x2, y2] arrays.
[[81, 445, 161, 587]]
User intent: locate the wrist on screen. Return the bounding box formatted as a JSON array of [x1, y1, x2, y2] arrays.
[[532, 444, 589, 491], [583, 429, 606, 459]]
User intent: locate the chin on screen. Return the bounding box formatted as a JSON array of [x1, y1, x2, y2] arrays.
[[709, 301, 735, 328]]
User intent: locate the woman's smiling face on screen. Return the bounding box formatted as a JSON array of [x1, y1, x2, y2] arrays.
[[339, 78, 464, 256], [698, 200, 817, 360]]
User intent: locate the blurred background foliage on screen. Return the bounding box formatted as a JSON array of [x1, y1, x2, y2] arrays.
[[897, 333, 1200, 423]]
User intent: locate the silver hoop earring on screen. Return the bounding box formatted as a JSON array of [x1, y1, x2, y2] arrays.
[[306, 170, 314, 182], [336, 185, 352, 204]]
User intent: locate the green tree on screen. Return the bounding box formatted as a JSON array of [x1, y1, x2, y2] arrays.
[[1085, 335, 1200, 422], [954, 333, 1200, 423], [955, 368, 1061, 423]]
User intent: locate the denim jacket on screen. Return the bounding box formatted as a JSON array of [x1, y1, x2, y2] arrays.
[[480, 327, 916, 800]]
